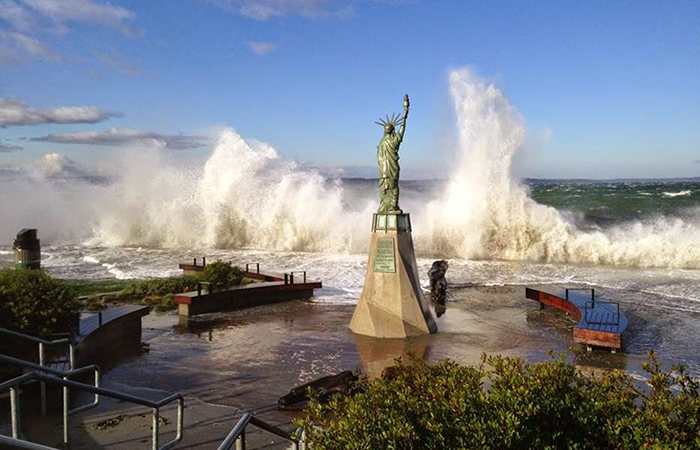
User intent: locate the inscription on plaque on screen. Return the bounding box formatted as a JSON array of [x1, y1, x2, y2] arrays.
[[373, 237, 396, 273]]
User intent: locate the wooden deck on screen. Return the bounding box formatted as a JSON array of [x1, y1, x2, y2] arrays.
[[175, 266, 322, 316], [525, 287, 627, 351]]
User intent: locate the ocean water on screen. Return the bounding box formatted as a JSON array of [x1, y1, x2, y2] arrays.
[[0, 68, 698, 375]]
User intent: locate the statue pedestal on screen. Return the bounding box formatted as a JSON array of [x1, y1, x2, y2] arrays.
[[350, 213, 437, 338]]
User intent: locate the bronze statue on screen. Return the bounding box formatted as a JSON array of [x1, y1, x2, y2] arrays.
[[376, 94, 409, 214]]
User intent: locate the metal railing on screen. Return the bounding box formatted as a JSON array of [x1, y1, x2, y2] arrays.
[[197, 281, 213, 295], [288, 272, 307, 284], [0, 354, 101, 447], [216, 413, 305, 450], [245, 263, 260, 274], [0, 327, 75, 416], [0, 371, 183, 450]]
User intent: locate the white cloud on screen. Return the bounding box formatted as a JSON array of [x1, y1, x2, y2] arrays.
[[246, 40, 278, 55], [0, 98, 121, 127], [209, 0, 355, 20], [96, 51, 146, 76], [31, 127, 209, 150], [33, 152, 90, 178], [5, 0, 138, 34], [0, 0, 33, 31], [0, 29, 54, 63], [0, 0, 139, 61]]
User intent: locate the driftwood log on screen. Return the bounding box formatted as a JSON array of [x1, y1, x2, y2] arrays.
[[278, 370, 360, 410]]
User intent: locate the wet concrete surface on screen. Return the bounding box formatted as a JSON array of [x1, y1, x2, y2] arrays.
[[101, 286, 584, 417], [14, 283, 693, 449]]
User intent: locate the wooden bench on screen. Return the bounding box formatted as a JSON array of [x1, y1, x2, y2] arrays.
[[526, 287, 627, 351], [74, 305, 149, 366]]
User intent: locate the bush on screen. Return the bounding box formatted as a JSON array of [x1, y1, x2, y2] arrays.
[[296, 351, 699, 450], [200, 260, 243, 290], [0, 269, 80, 337], [117, 275, 200, 301]]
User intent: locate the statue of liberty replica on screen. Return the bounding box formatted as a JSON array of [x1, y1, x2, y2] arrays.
[[350, 94, 437, 338], [376, 94, 409, 214]]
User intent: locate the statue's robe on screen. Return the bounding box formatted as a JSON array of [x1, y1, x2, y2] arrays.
[[377, 133, 401, 213]]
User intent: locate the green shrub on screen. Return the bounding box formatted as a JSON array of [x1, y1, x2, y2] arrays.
[[0, 269, 80, 337], [296, 351, 699, 450], [200, 260, 243, 290], [117, 275, 200, 301], [85, 295, 106, 311]]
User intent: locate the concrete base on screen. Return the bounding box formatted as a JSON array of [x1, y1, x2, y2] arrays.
[[350, 213, 437, 338]]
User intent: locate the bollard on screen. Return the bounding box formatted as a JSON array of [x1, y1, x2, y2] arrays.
[[13, 228, 41, 270], [256, 263, 259, 274], [203, 257, 206, 267], [284, 274, 288, 285], [39, 342, 47, 416], [235, 429, 246, 450], [10, 386, 20, 438]]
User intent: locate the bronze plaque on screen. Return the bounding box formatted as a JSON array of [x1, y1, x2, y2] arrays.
[[374, 237, 396, 273]]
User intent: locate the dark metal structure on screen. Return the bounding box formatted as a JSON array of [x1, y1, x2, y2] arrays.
[[13, 228, 41, 270]]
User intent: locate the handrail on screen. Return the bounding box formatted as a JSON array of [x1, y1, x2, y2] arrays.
[[0, 371, 184, 450], [0, 327, 75, 369], [0, 327, 76, 416], [0, 353, 101, 417], [217, 412, 303, 450], [0, 433, 59, 450], [289, 271, 307, 284]]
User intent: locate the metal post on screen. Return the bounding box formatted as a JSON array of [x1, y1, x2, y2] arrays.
[[303, 272, 306, 284], [235, 429, 246, 450], [152, 408, 159, 450], [63, 377, 70, 447], [565, 289, 569, 301], [592, 289, 595, 308], [290, 273, 294, 285], [256, 263, 259, 274], [69, 344, 75, 370], [10, 386, 20, 439], [246, 263, 249, 272], [98, 311, 103, 327], [284, 274, 288, 285], [198, 283, 202, 296], [203, 257, 206, 267], [39, 342, 47, 416], [194, 257, 197, 266]]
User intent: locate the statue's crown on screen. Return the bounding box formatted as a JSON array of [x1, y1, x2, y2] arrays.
[[375, 113, 403, 129]]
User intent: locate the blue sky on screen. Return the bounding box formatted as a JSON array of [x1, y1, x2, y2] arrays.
[[1, 0, 699, 179]]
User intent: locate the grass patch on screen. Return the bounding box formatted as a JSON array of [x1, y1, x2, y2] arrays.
[[60, 278, 139, 298]]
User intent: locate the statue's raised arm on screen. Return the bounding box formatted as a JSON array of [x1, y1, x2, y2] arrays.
[[397, 94, 410, 142]]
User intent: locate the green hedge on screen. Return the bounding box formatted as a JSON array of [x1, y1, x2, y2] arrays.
[[200, 260, 243, 290], [296, 351, 699, 450], [0, 269, 80, 337], [114, 261, 243, 311]]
